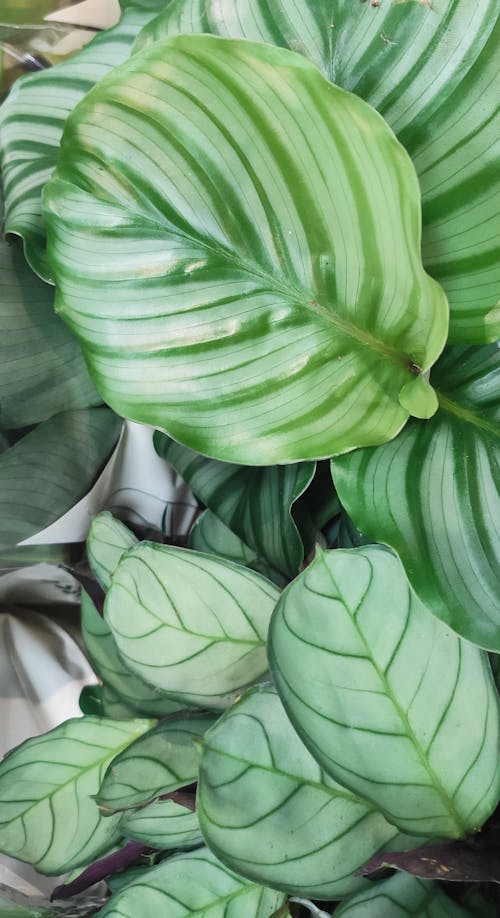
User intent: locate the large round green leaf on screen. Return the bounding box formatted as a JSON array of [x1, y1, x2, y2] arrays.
[[269, 547, 500, 838], [198, 684, 416, 900], [43, 35, 447, 464], [331, 344, 500, 651], [137, 0, 499, 344]]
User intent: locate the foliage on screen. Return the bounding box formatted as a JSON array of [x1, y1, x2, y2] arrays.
[[0, 0, 498, 916]]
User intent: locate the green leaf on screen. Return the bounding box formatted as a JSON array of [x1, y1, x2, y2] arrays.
[[0, 4, 164, 279], [87, 511, 138, 591], [335, 871, 471, 917], [43, 35, 447, 464], [0, 408, 121, 549], [190, 509, 259, 568], [121, 799, 202, 850], [97, 714, 214, 812], [105, 542, 280, 708], [198, 683, 415, 900], [96, 847, 286, 917], [331, 344, 500, 650], [269, 546, 500, 838], [81, 590, 190, 717], [155, 434, 314, 576], [0, 716, 153, 874], [79, 684, 140, 720], [137, 0, 499, 344]]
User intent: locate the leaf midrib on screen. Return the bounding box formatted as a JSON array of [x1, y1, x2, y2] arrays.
[[436, 390, 499, 438]]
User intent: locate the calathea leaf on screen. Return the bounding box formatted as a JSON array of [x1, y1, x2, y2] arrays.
[[335, 871, 471, 917], [190, 509, 260, 569], [198, 683, 417, 900], [96, 713, 214, 811], [96, 847, 286, 917], [43, 35, 447, 464], [154, 433, 314, 576], [0, 716, 153, 874], [137, 0, 499, 344], [86, 511, 138, 591], [331, 344, 500, 651], [120, 798, 202, 850], [269, 546, 500, 838], [104, 542, 280, 708], [81, 590, 189, 717]]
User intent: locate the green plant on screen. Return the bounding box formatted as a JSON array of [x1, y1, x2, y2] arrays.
[[0, 0, 498, 916]]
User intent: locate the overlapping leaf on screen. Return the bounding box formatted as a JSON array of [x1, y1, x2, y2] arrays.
[[331, 345, 500, 650], [44, 35, 447, 463], [97, 713, 214, 811], [96, 847, 286, 917], [335, 871, 470, 917], [269, 546, 500, 838], [120, 798, 202, 850], [154, 433, 314, 576], [137, 0, 499, 343], [87, 511, 138, 591], [0, 716, 153, 874], [105, 542, 280, 708], [198, 684, 415, 900]]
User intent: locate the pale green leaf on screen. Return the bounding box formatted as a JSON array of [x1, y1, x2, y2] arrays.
[[81, 590, 189, 717], [154, 434, 314, 576], [43, 35, 447, 463], [0, 408, 121, 549], [269, 546, 500, 838], [0, 716, 153, 874], [105, 542, 280, 708], [335, 871, 471, 917], [198, 684, 416, 900], [331, 344, 500, 650], [96, 847, 286, 917], [97, 713, 214, 811], [190, 510, 259, 568], [137, 0, 499, 344], [87, 511, 138, 591], [121, 799, 202, 849]]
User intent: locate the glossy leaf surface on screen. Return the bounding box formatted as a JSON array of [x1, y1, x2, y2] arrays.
[[269, 546, 500, 838], [198, 684, 414, 900], [81, 590, 188, 718], [0, 409, 120, 548], [105, 542, 279, 708], [155, 433, 314, 576], [120, 798, 202, 850], [0, 716, 152, 874], [87, 511, 138, 591], [138, 0, 499, 343], [97, 713, 213, 811], [44, 35, 447, 463], [336, 871, 470, 917], [96, 847, 286, 917], [332, 345, 500, 650]]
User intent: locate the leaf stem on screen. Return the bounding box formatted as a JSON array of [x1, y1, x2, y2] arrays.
[[51, 840, 154, 901]]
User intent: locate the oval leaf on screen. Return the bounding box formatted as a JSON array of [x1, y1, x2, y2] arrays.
[[97, 713, 214, 811], [43, 35, 447, 463], [335, 871, 470, 918], [96, 847, 286, 917], [120, 798, 202, 850], [0, 716, 153, 874], [87, 511, 138, 591], [198, 684, 415, 900], [331, 344, 500, 650], [269, 546, 500, 838], [105, 542, 280, 708]]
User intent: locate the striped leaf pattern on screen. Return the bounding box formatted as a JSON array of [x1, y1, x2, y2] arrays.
[[43, 35, 447, 464], [137, 0, 499, 343], [335, 872, 471, 918], [81, 591, 188, 717], [154, 434, 314, 577], [0, 717, 153, 875], [198, 684, 415, 900], [97, 713, 214, 811], [87, 511, 138, 591], [96, 847, 286, 917], [120, 798, 203, 850], [331, 344, 500, 650], [105, 542, 280, 708], [0, 5, 163, 279], [269, 546, 500, 838]]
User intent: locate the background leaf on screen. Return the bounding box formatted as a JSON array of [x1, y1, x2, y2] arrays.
[[105, 542, 279, 708], [0, 716, 153, 874], [44, 34, 447, 463], [137, 0, 499, 344], [120, 798, 202, 850], [331, 344, 500, 650], [198, 683, 415, 900], [269, 546, 500, 838], [86, 511, 138, 591], [335, 871, 471, 917]]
